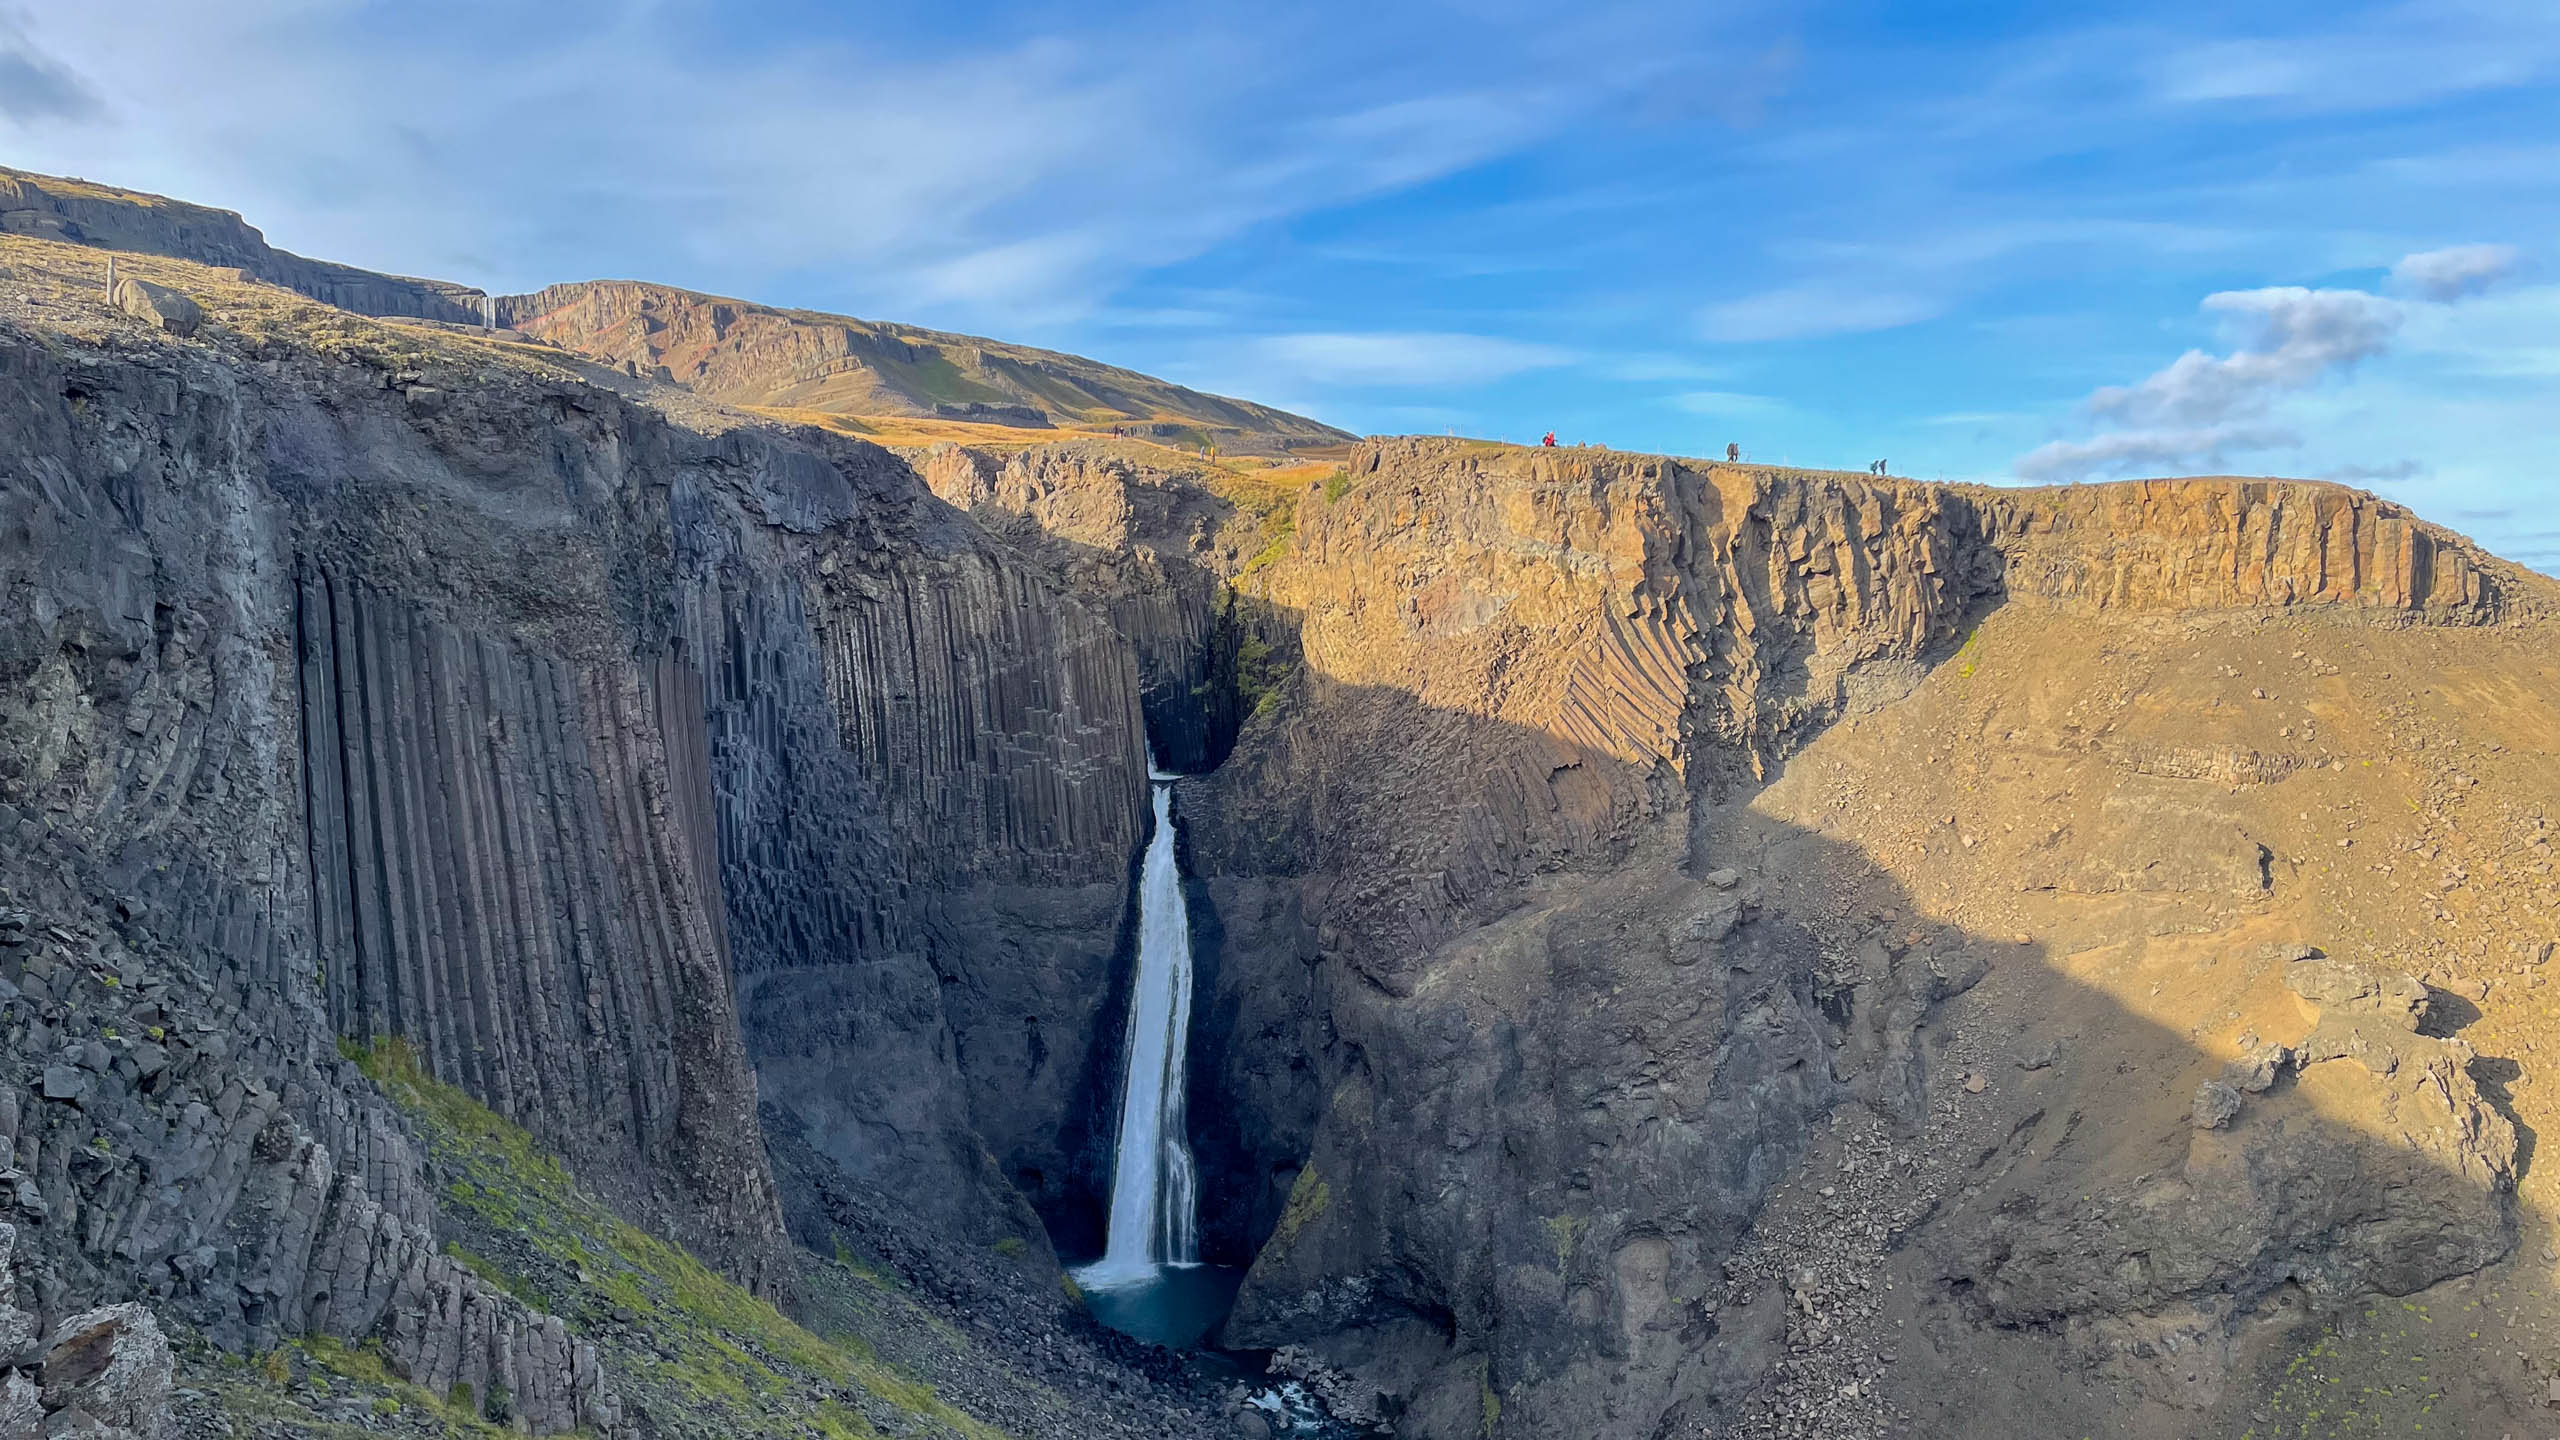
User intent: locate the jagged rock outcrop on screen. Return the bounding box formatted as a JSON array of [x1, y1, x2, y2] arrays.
[[1932, 950, 2515, 1323], [24, 1293, 172, 1439], [0, 870, 617, 1434], [921, 442, 1271, 773]]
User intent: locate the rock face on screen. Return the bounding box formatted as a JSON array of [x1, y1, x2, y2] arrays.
[[1979, 477, 2512, 617], [107, 277, 199, 338], [920, 443, 1270, 773], [494, 279, 1351, 449], [0, 236, 1172, 1427]]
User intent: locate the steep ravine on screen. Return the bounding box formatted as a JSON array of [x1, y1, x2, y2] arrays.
[[7, 213, 2560, 1440]]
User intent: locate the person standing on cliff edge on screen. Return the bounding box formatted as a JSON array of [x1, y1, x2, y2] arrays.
[[1727, 443, 1740, 462], [1542, 431, 1557, 447]]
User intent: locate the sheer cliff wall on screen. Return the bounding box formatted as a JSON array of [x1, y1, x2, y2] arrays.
[[0, 244, 1154, 1402]]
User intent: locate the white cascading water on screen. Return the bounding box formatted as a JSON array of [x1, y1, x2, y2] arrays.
[[1075, 764, 1200, 1289]]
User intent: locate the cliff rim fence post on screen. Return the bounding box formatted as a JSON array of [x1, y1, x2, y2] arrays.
[[105, 255, 115, 295]]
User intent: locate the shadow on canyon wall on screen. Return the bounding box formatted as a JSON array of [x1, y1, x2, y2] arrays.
[[1168, 661, 2536, 1437]]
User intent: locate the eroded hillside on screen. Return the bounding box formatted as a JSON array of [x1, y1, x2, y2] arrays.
[[1169, 440, 2558, 1439]]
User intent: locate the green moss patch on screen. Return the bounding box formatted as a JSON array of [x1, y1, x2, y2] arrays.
[[343, 1037, 1006, 1439]]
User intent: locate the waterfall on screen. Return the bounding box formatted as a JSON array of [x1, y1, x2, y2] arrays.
[[1076, 766, 1200, 1289]]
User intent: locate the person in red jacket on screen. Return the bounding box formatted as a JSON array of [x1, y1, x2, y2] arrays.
[[1541, 431, 1557, 447]]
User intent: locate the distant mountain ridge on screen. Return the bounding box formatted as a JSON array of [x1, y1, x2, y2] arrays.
[[495, 279, 1348, 448], [0, 164, 1348, 449]]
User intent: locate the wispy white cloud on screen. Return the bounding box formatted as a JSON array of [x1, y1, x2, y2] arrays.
[[2389, 243, 2522, 301], [2018, 424, 2302, 483], [2087, 286, 2402, 430], [1699, 284, 1940, 343], [2144, 4, 2560, 112], [1247, 332, 1574, 388]]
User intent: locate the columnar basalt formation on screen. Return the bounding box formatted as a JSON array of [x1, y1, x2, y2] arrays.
[[674, 459, 1151, 1255], [1977, 476, 2514, 617], [0, 238, 1179, 1430], [921, 443, 1268, 773]]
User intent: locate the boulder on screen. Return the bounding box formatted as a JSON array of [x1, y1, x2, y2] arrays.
[[109, 277, 201, 338], [38, 1305, 172, 1438]]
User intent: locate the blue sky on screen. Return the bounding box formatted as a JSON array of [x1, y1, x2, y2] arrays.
[[3, 1, 2554, 571]]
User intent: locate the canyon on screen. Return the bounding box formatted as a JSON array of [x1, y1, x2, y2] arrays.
[[0, 167, 2556, 1440]]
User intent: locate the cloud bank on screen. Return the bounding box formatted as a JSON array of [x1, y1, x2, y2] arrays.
[[1246, 332, 1572, 388]]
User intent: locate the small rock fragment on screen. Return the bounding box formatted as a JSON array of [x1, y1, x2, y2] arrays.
[[39, 1066, 86, 1104]]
